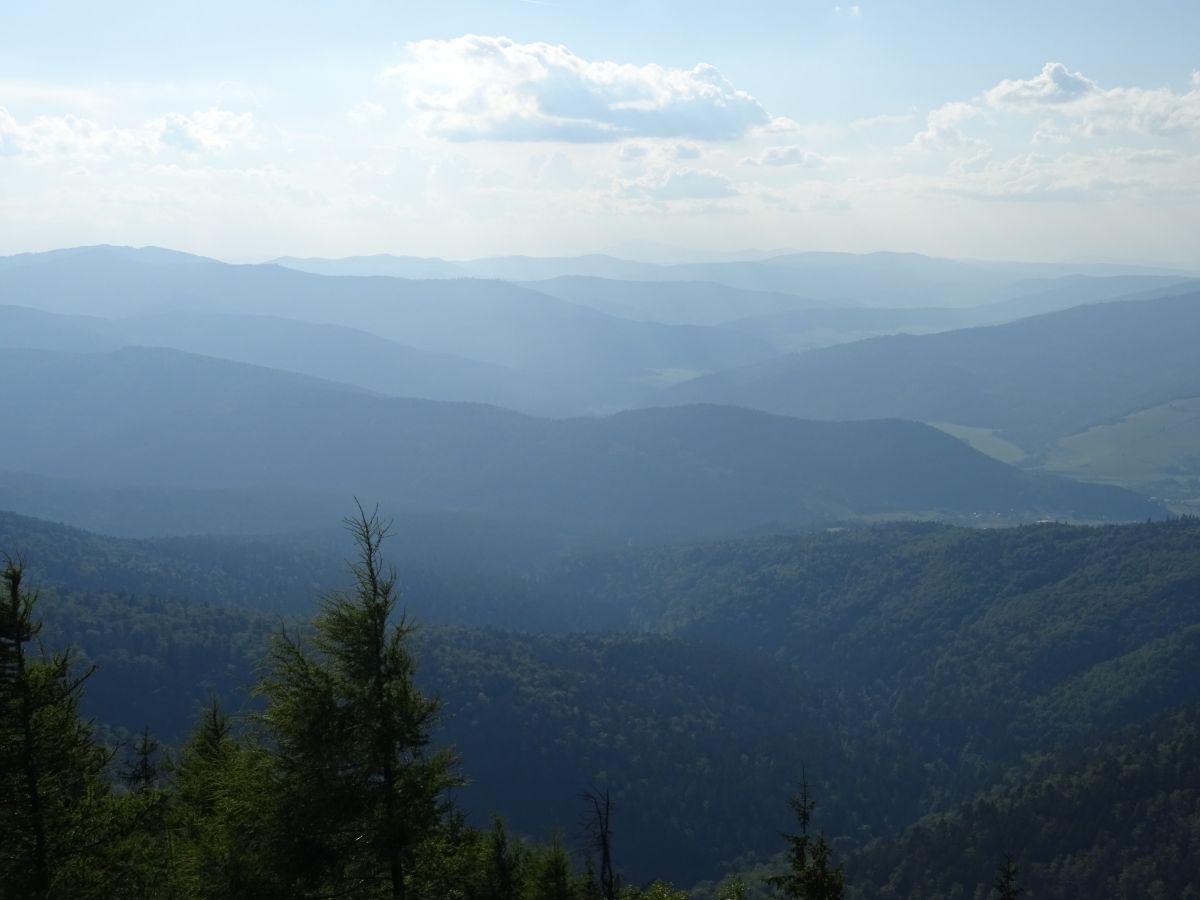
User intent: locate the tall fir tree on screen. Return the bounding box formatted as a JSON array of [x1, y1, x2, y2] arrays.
[[0, 559, 125, 899], [256, 504, 460, 899], [767, 778, 845, 900]]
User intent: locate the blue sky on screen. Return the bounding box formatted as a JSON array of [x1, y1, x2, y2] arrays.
[[3, 1, 1200, 263]]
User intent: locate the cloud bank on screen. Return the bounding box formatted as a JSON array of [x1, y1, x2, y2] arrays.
[[388, 35, 772, 142], [0, 106, 255, 159]]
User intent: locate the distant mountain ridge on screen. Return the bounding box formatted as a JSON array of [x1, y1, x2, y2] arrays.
[[0, 246, 774, 381], [269, 246, 1195, 307], [668, 289, 1200, 449], [0, 346, 1161, 540], [0, 304, 584, 414]]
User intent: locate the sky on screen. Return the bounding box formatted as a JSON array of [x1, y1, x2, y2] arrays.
[[3, 0, 1200, 265]]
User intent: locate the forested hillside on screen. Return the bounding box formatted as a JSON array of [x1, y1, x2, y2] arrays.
[[7, 511, 1199, 893], [846, 705, 1200, 899]]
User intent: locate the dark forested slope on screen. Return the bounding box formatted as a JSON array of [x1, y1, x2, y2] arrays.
[[10, 512, 1200, 887], [540, 520, 1200, 762], [846, 704, 1200, 900]]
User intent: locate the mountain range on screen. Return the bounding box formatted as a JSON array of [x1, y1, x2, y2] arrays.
[[669, 289, 1200, 451], [0, 346, 1161, 543]]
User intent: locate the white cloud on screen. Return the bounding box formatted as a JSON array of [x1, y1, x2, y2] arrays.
[[152, 108, 255, 153], [985, 62, 1200, 136], [916, 147, 1200, 202], [0, 108, 141, 159], [1031, 120, 1073, 145], [909, 101, 986, 151], [0, 105, 255, 159], [617, 142, 650, 161], [757, 115, 801, 134], [742, 145, 829, 167], [620, 167, 739, 202], [907, 63, 1200, 157], [986, 62, 1096, 108], [833, 5, 863, 17], [387, 34, 772, 142]]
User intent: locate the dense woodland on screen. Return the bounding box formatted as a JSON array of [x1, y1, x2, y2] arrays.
[[4, 508, 1199, 897]]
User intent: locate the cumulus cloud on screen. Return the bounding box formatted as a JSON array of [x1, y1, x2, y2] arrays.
[[387, 34, 772, 142], [742, 145, 829, 167], [0, 108, 141, 158], [986, 62, 1097, 107], [909, 101, 986, 151], [907, 63, 1200, 157], [0, 106, 255, 159], [985, 62, 1200, 136], [152, 109, 255, 153]]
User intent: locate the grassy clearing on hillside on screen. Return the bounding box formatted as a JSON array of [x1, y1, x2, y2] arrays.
[[1043, 397, 1200, 502], [929, 421, 1030, 465]]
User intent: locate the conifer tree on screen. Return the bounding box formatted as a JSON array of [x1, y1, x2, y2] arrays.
[[767, 778, 845, 900], [993, 854, 1022, 900], [123, 727, 160, 794], [257, 504, 460, 899], [530, 831, 575, 900], [485, 816, 524, 900], [170, 700, 285, 900], [0, 559, 118, 899]]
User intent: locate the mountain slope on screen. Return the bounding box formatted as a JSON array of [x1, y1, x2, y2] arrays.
[[0, 304, 547, 400], [535, 519, 1200, 779], [669, 290, 1200, 449], [0, 347, 1160, 539], [847, 705, 1200, 900]]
